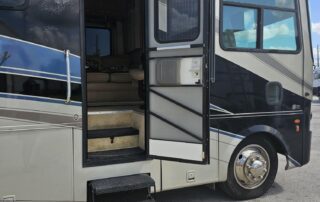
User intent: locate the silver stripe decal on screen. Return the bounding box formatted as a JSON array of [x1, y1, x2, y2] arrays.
[[0, 65, 81, 79], [210, 127, 245, 140], [0, 122, 80, 133], [210, 103, 234, 114], [252, 53, 310, 88], [210, 110, 303, 118], [0, 106, 80, 118], [0, 109, 82, 128], [0, 92, 82, 105], [0, 69, 81, 84], [0, 34, 80, 58], [218, 129, 245, 139]]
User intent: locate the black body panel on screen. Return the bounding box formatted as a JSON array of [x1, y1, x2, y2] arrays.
[[302, 100, 312, 165], [211, 56, 304, 114], [210, 56, 312, 166]]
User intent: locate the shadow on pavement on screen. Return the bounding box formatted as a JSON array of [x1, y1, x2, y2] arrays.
[[155, 185, 233, 202], [261, 182, 284, 197], [154, 182, 285, 202]]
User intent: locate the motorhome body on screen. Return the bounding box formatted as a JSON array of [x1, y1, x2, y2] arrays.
[[0, 0, 313, 201]]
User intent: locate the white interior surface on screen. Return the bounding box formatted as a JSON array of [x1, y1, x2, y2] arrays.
[[150, 93, 203, 138], [150, 115, 201, 143], [149, 139, 203, 161], [151, 87, 203, 113]]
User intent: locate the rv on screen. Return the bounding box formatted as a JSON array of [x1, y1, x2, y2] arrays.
[[0, 0, 314, 201]]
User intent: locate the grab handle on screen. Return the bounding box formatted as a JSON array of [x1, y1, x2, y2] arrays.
[[65, 49, 71, 104]]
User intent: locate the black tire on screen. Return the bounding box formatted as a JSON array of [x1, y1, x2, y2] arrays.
[[219, 137, 278, 200]]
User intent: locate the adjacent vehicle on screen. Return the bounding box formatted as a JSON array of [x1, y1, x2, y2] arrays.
[[0, 0, 313, 201]]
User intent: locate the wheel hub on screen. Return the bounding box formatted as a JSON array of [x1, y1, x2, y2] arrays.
[[234, 145, 270, 189]]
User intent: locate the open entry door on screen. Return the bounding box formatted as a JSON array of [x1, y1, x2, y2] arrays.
[[146, 0, 210, 163]]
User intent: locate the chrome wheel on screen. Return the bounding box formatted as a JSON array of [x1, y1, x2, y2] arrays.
[[234, 144, 270, 189]]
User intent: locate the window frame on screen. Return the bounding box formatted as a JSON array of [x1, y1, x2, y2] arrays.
[[0, 0, 29, 10], [154, 0, 201, 44], [85, 26, 112, 57], [219, 0, 302, 54], [221, 5, 260, 50]]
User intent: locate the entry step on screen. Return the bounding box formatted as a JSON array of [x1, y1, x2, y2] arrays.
[[88, 127, 139, 139], [87, 174, 155, 202], [87, 148, 146, 166]]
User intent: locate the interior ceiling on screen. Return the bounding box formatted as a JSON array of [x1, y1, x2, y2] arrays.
[[85, 0, 129, 19]]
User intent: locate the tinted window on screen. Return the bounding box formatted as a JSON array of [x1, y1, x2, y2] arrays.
[[221, 0, 299, 52], [0, 0, 81, 103], [0, 74, 81, 102], [86, 28, 111, 57], [0, 0, 81, 54], [263, 10, 298, 51], [155, 0, 200, 43], [222, 6, 258, 49], [0, 0, 25, 7], [223, 0, 295, 9]]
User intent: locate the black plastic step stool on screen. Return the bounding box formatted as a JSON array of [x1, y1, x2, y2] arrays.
[[87, 174, 156, 202]]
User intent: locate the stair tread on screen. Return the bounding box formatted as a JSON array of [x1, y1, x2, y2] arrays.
[[86, 147, 146, 166], [88, 101, 144, 107], [88, 173, 155, 195], [89, 147, 144, 158], [88, 127, 139, 139]]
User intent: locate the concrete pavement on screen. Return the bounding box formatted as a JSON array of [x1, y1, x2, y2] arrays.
[[155, 103, 320, 202]]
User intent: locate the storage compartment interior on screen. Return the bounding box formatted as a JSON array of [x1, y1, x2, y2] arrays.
[[84, 0, 146, 165]]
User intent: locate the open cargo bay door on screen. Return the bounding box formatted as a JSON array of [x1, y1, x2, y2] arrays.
[[146, 0, 210, 163]]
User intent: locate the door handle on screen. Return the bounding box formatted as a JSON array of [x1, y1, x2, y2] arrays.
[[65, 49, 71, 104]]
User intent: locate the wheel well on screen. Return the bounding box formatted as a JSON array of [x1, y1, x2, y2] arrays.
[[245, 133, 287, 155]]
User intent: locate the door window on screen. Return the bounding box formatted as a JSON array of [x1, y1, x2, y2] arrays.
[[222, 6, 258, 49], [155, 0, 200, 43]]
